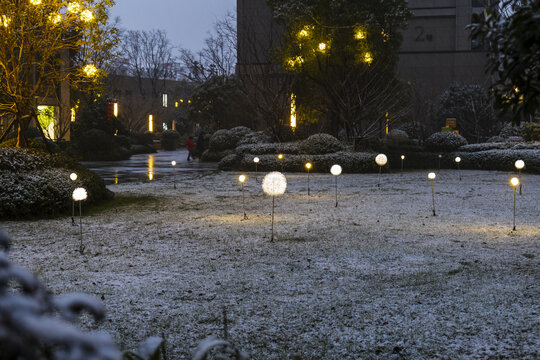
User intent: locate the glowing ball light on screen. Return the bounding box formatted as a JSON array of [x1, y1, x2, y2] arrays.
[[330, 164, 342, 176], [239, 174, 246, 183], [72, 187, 88, 201], [70, 173, 78, 181], [262, 172, 287, 196], [510, 177, 520, 187], [428, 172, 436, 216], [455, 156, 461, 163], [401, 155, 405, 160], [510, 177, 520, 230], [428, 172, 436, 180], [375, 154, 388, 166], [515, 160, 524, 170], [253, 157, 260, 164], [171, 160, 176, 166]]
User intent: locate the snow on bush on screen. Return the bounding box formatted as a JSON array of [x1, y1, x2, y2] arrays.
[[498, 123, 524, 139], [454, 149, 540, 172], [0, 148, 112, 218], [486, 136, 505, 143], [208, 127, 253, 152], [459, 142, 540, 152], [236, 131, 273, 146], [425, 132, 468, 152], [298, 133, 345, 155], [235, 142, 301, 156]]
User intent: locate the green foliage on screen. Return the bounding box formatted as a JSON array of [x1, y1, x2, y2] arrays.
[[436, 84, 497, 142], [522, 122, 540, 141], [469, 0, 540, 123], [268, 0, 411, 138], [160, 129, 180, 150]]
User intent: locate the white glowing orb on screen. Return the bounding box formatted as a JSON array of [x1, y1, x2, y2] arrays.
[[455, 156, 461, 163], [70, 173, 77, 181], [375, 154, 387, 166], [253, 157, 260, 163], [330, 164, 342, 176], [515, 159, 525, 170], [262, 172, 287, 196], [428, 172, 436, 180], [510, 177, 520, 187], [401, 155, 405, 160], [239, 175, 246, 183], [277, 153, 284, 160], [72, 187, 88, 201], [438, 154, 442, 158], [171, 161, 176, 166], [305, 162, 312, 170]]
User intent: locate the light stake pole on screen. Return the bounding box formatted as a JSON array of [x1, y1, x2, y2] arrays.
[[70, 173, 77, 226], [253, 157, 260, 174], [375, 154, 387, 188], [510, 177, 519, 230], [515, 160, 525, 196], [305, 162, 312, 196], [277, 153, 284, 173], [72, 187, 88, 255], [262, 172, 287, 242], [438, 154, 442, 173], [238, 175, 248, 220], [400, 155, 405, 173], [428, 172, 436, 216], [171, 161, 177, 189], [455, 156, 462, 181], [330, 164, 342, 207]]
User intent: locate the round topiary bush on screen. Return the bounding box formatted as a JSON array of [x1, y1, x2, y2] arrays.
[[208, 130, 233, 152], [425, 132, 468, 152], [160, 130, 180, 150], [237, 131, 272, 146], [299, 133, 344, 155], [499, 123, 524, 139], [384, 129, 410, 146]]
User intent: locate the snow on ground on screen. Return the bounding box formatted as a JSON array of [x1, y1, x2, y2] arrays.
[[2, 169, 539, 359]]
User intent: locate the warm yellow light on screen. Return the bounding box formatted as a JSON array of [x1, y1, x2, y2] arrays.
[[72, 187, 88, 201], [70, 107, 76, 122], [305, 162, 312, 170], [70, 173, 78, 181], [148, 114, 154, 132], [510, 177, 519, 187], [187, 100, 191, 104], [330, 164, 342, 176], [148, 155, 154, 180], [515, 159, 525, 170], [318, 42, 327, 51], [375, 154, 388, 166], [114, 177, 118, 184], [175, 101, 178, 108], [455, 156, 461, 163], [49, 14, 62, 24], [180, 99, 184, 103], [287, 56, 304, 68], [1, 15, 11, 27], [364, 52, 373, 64], [82, 64, 98, 77], [30, 0, 42, 5], [68, 2, 82, 13], [355, 29, 366, 40], [278, 154, 284, 160], [171, 161, 176, 166], [253, 157, 260, 163], [113, 103, 118, 117], [298, 29, 309, 37], [428, 172, 436, 180], [401, 155, 405, 160], [80, 9, 94, 22], [239, 175, 246, 183], [290, 93, 297, 128]]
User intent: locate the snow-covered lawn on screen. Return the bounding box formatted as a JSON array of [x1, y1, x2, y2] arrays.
[[2, 169, 539, 359]]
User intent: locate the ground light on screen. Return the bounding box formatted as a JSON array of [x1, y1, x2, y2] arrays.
[[330, 164, 342, 207], [400, 155, 405, 172], [262, 172, 287, 242], [277, 153, 284, 172], [70, 173, 78, 226], [238, 175, 248, 220], [510, 177, 520, 230], [428, 172, 437, 216], [455, 156, 462, 181], [438, 154, 442, 173], [305, 162, 312, 195], [515, 159, 525, 195], [171, 161, 177, 189], [253, 157, 260, 174], [375, 154, 387, 187], [72, 187, 88, 255]]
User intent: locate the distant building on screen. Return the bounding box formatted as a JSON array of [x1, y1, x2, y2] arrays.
[[237, 0, 494, 99]]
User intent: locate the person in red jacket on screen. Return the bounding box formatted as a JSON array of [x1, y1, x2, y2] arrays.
[[186, 136, 195, 161]]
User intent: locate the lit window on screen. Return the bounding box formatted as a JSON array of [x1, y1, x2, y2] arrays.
[[113, 103, 118, 117], [148, 115, 153, 132], [162, 93, 168, 107]]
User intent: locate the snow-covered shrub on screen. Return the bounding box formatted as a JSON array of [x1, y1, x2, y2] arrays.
[[459, 142, 513, 152], [228, 126, 253, 143], [506, 136, 525, 142], [498, 123, 524, 139], [217, 154, 239, 170], [201, 149, 236, 162], [425, 131, 468, 152], [160, 130, 180, 150], [0, 148, 112, 218], [236, 131, 273, 146], [235, 142, 301, 156], [0, 231, 165, 360], [522, 122, 540, 141], [208, 127, 254, 153], [453, 149, 540, 172], [298, 133, 344, 155], [486, 136, 505, 143]]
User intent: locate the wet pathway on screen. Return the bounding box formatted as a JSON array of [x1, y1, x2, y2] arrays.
[[82, 149, 218, 184]]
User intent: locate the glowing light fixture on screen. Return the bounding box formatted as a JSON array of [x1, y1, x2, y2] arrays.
[[49, 14, 62, 24], [298, 29, 309, 37], [171, 161, 177, 189], [72, 187, 87, 254], [253, 157, 260, 174], [68, 2, 82, 13], [375, 154, 387, 187], [82, 64, 98, 77], [30, 0, 42, 5], [355, 29, 366, 40], [455, 156, 462, 180], [510, 177, 520, 230], [400, 155, 405, 172], [277, 153, 284, 172], [290, 93, 297, 129], [262, 172, 287, 242], [318, 42, 327, 51], [2, 16, 11, 27], [70, 173, 78, 181], [364, 52, 373, 64], [148, 114, 154, 133], [239, 175, 248, 219], [330, 164, 342, 207], [69, 173, 78, 225], [113, 103, 118, 117], [515, 159, 525, 195], [428, 172, 436, 216], [80, 9, 94, 22], [305, 162, 312, 196]]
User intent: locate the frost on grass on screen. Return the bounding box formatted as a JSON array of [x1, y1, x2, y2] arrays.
[[2, 169, 539, 359]]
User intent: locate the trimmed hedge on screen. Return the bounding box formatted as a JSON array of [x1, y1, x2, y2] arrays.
[[425, 132, 468, 152], [298, 133, 344, 155]]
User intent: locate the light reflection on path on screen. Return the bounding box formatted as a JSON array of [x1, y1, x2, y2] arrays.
[[82, 149, 217, 184]]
